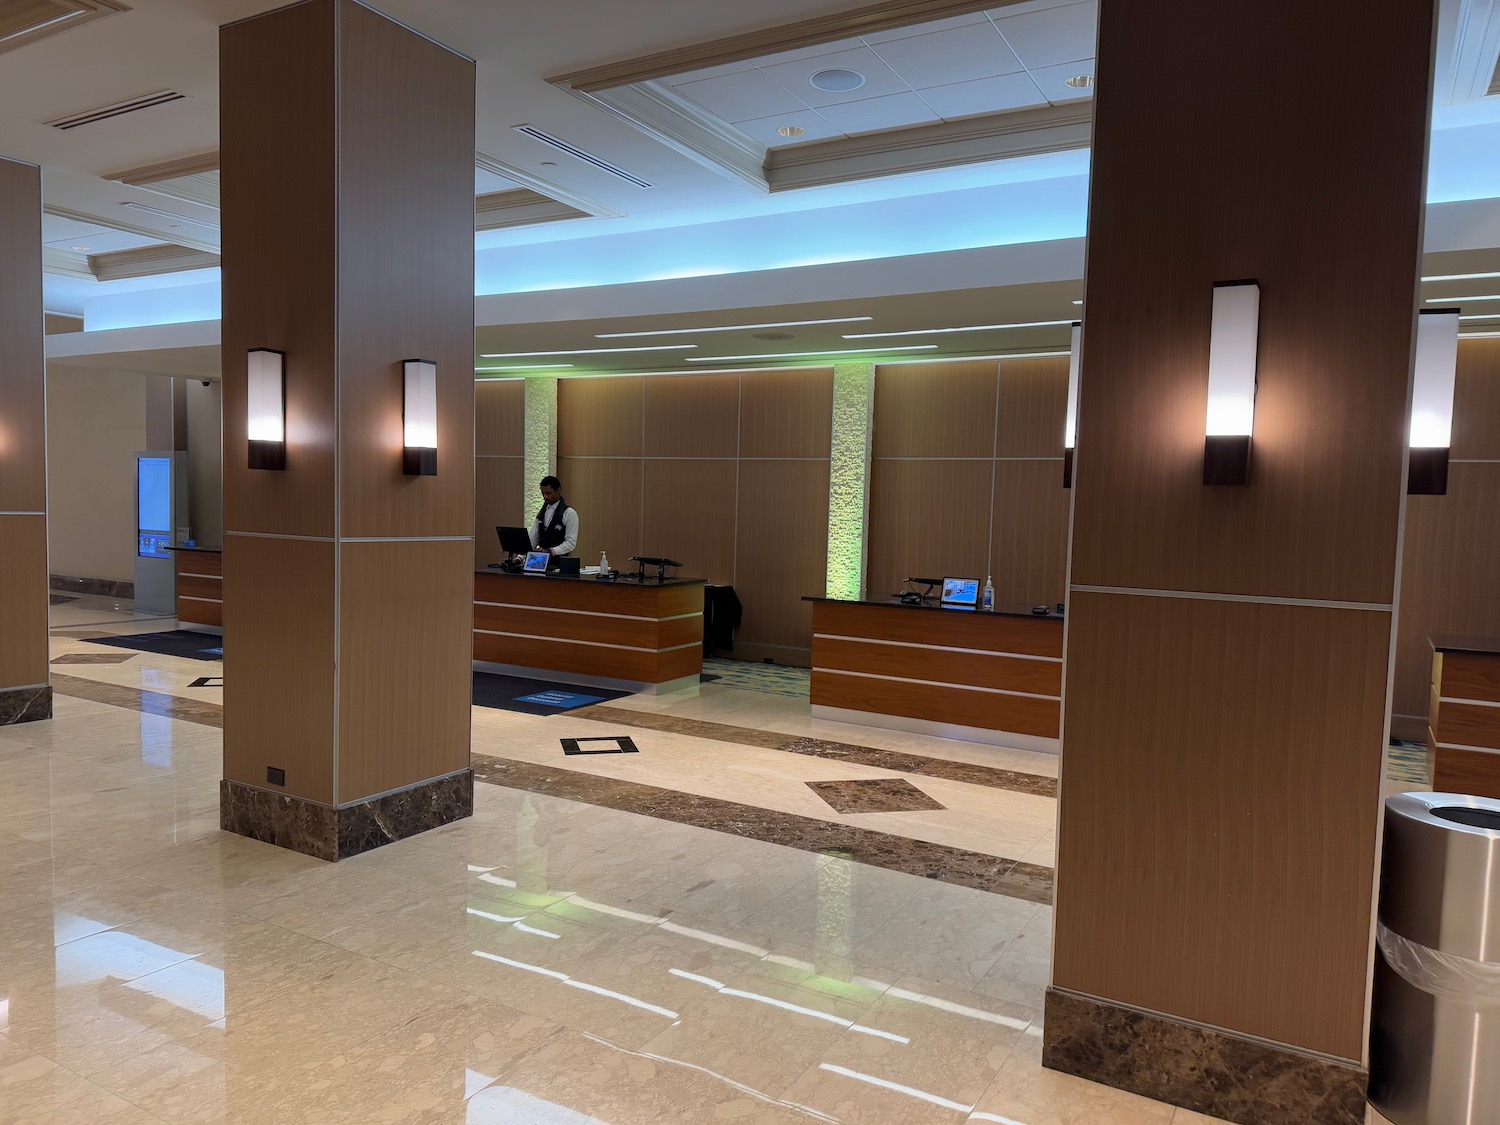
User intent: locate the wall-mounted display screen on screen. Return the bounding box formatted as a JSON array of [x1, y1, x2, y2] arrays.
[[137, 456, 171, 560]]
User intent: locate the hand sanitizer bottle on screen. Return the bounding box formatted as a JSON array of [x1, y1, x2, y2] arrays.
[[599, 550, 609, 577], [982, 575, 995, 611]]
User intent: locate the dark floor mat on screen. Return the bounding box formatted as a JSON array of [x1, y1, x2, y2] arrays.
[[85, 630, 224, 662], [472, 671, 630, 715]]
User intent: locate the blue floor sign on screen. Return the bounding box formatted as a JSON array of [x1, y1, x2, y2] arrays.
[[515, 690, 606, 709]]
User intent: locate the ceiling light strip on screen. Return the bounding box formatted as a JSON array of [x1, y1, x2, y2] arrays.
[[687, 345, 936, 363], [475, 364, 576, 372], [1424, 294, 1500, 303], [595, 316, 873, 338], [1422, 271, 1500, 282], [843, 319, 1075, 339], [478, 345, 696, 357]]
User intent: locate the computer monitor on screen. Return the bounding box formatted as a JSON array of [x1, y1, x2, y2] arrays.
[[941, 577, 979, 607], [497, 525, 533, 556], [523, 551, 551, 575]]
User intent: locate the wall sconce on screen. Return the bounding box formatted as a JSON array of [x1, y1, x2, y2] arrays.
[[1203, 280, 1260, 486], [1063, 321, 1081, 488], [1408, 308, 1459, 495], [247, 348, 286, 470], [403, 359, 437, 476]]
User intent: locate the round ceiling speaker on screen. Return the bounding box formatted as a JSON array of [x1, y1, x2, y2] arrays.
[[809, 68, 866, 92]]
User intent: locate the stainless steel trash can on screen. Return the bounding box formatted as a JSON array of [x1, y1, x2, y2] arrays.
[[1369, 793, 1500, 1125]]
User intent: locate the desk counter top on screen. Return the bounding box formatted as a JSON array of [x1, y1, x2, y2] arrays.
[[477, 566, 705, 590], [166, 545, 222, 554], [803, 595, 1061, 621], [1431, 634, 1500, 657]]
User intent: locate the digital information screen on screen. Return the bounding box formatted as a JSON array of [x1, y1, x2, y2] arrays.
[[137, 456, 171, 560]]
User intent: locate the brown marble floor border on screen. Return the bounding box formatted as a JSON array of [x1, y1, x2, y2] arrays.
[[50, 673, 223, 728], [471, 753, 1054, 904], [569, 704, 1058, 798]]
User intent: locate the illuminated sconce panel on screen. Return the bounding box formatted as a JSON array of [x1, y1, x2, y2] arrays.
[[247, 348, 286, 471], [403, 359, 437, 476], [1063, 321, 1081, 488], [1408, 308, 1459, 495], [1203, 280, 1260, 486]]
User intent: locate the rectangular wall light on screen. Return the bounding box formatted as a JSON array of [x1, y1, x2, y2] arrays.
[[1408, 308, 1460, 495], [403, 359, 438, 476], [1203, 280, 1260, 486], [1063, 322, 1081, 488], [247, 348, 286, 471]]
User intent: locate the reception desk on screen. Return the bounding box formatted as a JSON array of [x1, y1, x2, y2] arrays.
[[474, 569, 705, 694], [805, 596, 1064, 752], [1428, 635, 1500, 799], [169, 546, 222, 632]]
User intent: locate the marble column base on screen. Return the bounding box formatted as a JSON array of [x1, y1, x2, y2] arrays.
[[49, 574, 135, 599], [0, 684, 52, 725], [220, 770, 473, 862], [1042, 987, 1367, 1125]]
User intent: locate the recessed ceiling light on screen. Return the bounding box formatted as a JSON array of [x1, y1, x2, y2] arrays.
[[596, 316, 873, 338], [810, 68, 865, 92], [777, 125, 807, 138], [1071, 300, 1083, 305], [477, 345, 696, 357], [1065, 74, 1094, 89], [70, 244, 90, 252], [1425, 294, 1500, 303], [844, 319, 1075, 339], [687, 345, 936, 363]]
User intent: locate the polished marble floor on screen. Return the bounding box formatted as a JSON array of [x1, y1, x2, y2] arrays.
[[2, 599, 1406, 1123]]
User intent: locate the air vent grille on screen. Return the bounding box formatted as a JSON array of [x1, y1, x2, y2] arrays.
[[45, 88, 183, 130], [513, 124, 651, 188]]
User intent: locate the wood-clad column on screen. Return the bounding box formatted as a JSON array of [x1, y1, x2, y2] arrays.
[[219, 0, 475, 860], [0, 158, 49, 725], [1044, 2, 1435, 1123]]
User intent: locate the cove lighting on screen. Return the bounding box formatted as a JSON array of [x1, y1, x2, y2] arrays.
[[475, 364, 575, 372], [1459, 313, 1500, 321], [1421, 271, 1500, 282], [478, 345, 695, 357], [1424, 294, 1500, 303], [246, 348, 286, 471], [1408, 309, 1460, 496], [687, 346, 936, 363], [1203, 281, 1259, 486], [596, 317, 873, 338], [843, 320, 1073, 339], [402, 360, 437, 476], [1063, 322, 1081, 488]]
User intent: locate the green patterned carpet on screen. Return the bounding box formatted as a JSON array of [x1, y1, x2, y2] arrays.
[[703, 658, 811, 699], [1387, 740, 1430, 786]]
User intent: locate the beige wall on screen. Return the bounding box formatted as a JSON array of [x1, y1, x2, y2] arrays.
[[45, 366, 150, 583]]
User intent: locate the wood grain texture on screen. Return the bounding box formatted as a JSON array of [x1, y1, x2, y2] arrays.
[[866, 458, 992, 601], [1433, 700, 1500, 751], [992, 459, 1070, 607], [1436, 651, 1500, 704], [476, 378, 524, 457], [177, 574, 223, 603], [642, 458, 737, 586], [0, 516, 49, 690], [1055, 591, 1393, 1060], [220, 0, 339, 539], [338, 539, 473, 804], [177, 596, 223, 628], [223, 534, 336, 804], [872, 362, 998, 458], [811, 670, 1059, 738], [556, 456, 643, 564], [814, 635, 1061, 695], [174, 550, 222, 578], [0, 160, 45, 515], [1429, 744, 1500, 800], [738, 368, 833, 458], [735, 459, 829, 656], [474, 572, 704, 618], [996, 356, 1068, 459], [473, 631, 701, 683], [475, 455, 525, 568], [558, 377, 644, 457], [1451, 338, 1500, 460], [643, 374, 740, 458], [474, 602, 702, 650], [812, 599, 1063, 658]]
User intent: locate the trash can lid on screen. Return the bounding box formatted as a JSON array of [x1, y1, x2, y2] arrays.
[[1380, 792, 1500, 963]]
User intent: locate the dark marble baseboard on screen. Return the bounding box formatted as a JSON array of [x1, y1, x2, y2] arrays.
[[1042, 987, 1367, 1125], [221, 770, 474, 862], [50, 574, 135, 599], [0, 684, 52, 725]]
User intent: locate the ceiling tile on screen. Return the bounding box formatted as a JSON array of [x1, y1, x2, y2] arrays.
[[860, 11, 991, 44], [758, 45, 912, 108], [918, 71, 1049, 121], [1027, 59, 1097, 104], [41, 214, 111, 243], [813, 91, 942, 136], [993, 0, 1097, 69], [985, 0, 1087, 18], [733, 108, 845, 148], [475, 167, 521, 194], [673, 68, 809, 120], [867, 23, 1024, 89], [44, 229, 164, 253]]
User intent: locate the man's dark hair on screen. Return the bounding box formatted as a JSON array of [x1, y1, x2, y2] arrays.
[[540, 475, 561, 490]]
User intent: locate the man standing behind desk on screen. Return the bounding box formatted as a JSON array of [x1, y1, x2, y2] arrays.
[[530, 475, 579, 557]]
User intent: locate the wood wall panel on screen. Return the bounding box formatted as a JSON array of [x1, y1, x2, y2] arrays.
[[223, 534, 336, 804], [175, 550, 222, 578], [872, 362, 997, 458], [866, 459, 993, 600], [739, 369, 833, 458], [812, 599, 1063, 658], [178, 597, 223, 628], [644, 374, 739, 458], [475, 456, 525, 568], [558, 377, 643, 457], [177, 574, 223, 602], [476, 379, 524, 457], [1055, 591, 1392, 1059], [815, 636, 1061, 696], [475, 572, 703, 618], [996, 357, 1068, 458], [642, 459, 737, 586], [473, 631, 700, 682], [1433, 700, 1500, 751], [1451, 339, 1500, 460], [992, 459, 1070, 607], [338, 539, 473, 803], [1430, 745, 1500, 800], [0, 161, 46, 515], [812, 672, 1060, 738], [1438, 651, 1500, 703], [735, 459, 829, 656], [557, 456, 642, 565], [0, 516, 49, 689]]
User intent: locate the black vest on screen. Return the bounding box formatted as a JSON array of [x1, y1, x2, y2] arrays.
[[535, 498, 570, 552]]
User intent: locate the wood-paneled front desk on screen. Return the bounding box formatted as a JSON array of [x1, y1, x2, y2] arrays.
[[1428, 635, 1500, 799], [805, 596, 1064, 752], [474, 569, 706, 694], [168, 546, 222, 632]]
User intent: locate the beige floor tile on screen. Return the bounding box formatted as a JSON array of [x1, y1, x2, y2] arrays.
[[0, 1036, 162, 1124], [858, 879, 1040, 990]]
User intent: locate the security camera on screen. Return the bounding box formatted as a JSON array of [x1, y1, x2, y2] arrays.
[[201, 380, 210, 387]]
